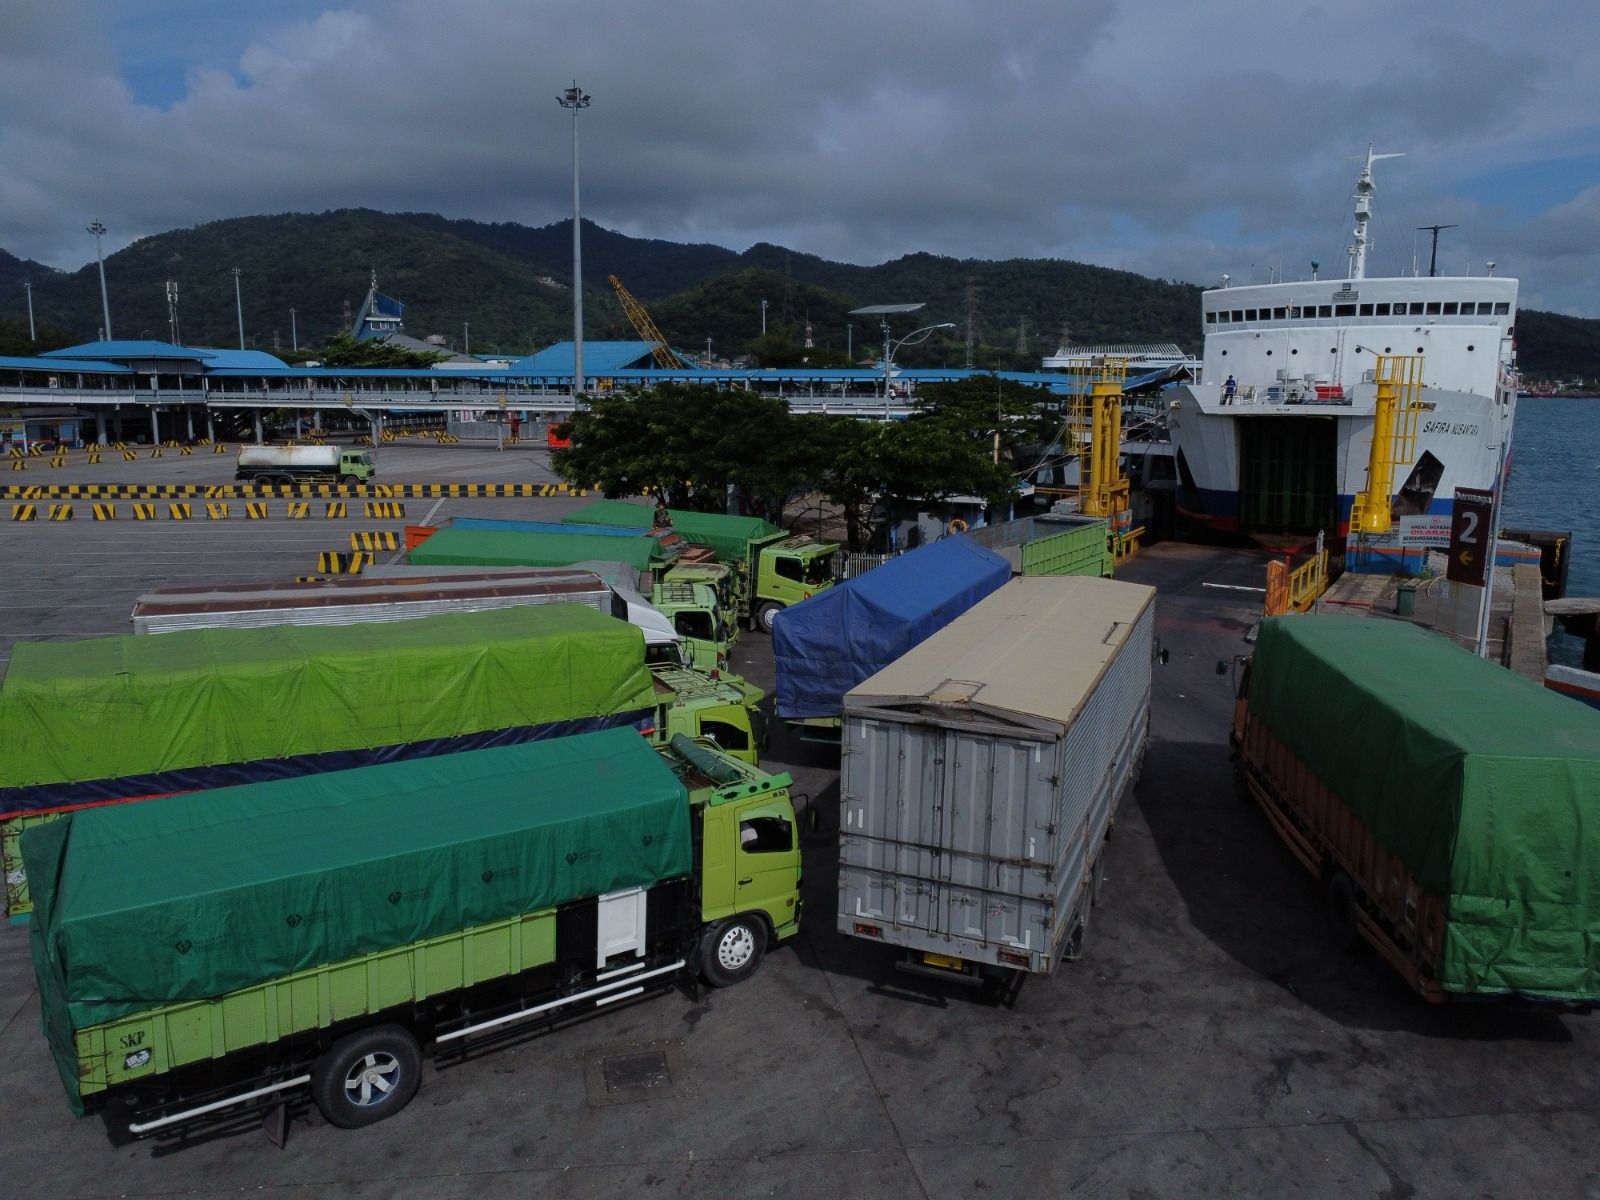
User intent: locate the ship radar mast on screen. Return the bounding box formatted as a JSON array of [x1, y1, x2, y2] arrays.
[[1346, 143, 1404, 281]]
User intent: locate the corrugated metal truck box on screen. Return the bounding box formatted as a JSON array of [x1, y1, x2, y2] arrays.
[[837, 575, 1155, 977]]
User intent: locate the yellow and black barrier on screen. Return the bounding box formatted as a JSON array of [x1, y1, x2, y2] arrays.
[[48, 457, 65, 469], [206, 502, 229, 520], [287, 501, 310, 519], [316, 551, 372, 574], [351, 530, 400, 552], [122, 450, 138, 461], [9, 459, 25, 472], [179, 445, 193, 455], [364, 501, 405, 519], [245, 502, 268, 519], [213, 443, 228, 453], [132, 503, 156, 520], [167, 502, 191, 521], [49, 503, 72, 521], [325, 501, 347, 519], [294, 575, 329, 584], [2, 480, 585, 501], [92, 503, 115, 521], [10, 504, 36, 521]]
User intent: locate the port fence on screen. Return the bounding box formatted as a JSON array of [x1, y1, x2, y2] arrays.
[[840, 551, 900, 579]]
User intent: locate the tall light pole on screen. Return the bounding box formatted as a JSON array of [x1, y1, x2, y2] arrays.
[[761, 299, 768, 335], [232, 268, 244, 349], [86, 220, 112, 340], [881, 321, 955, 403], [290, 306, 298, 351], [24, 281, 35, 342], [165, 280, 180, 344], [464, 321, 471, 355], [558, 82, 591, 397]]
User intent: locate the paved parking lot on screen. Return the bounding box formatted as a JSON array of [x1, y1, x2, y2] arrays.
[[1, 446, 1597, 1199]]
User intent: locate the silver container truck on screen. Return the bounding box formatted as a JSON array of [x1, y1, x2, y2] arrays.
[[837, 574, 1157, 983]]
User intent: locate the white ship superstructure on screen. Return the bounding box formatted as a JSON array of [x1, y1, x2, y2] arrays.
[[1164, 148, 1519, 567]]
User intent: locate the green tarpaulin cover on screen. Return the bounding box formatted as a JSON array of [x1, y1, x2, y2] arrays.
[[1249, 616, 1600, 999], [564, 500, 783, 563], [410, 526, 661, 571], [26, 728, 692, 1103], [0, 606, 654, 807]]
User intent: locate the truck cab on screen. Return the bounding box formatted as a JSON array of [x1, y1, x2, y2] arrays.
[[339, 450, 376, 481], [658, 561, 739, 634], [751, 535, 839, 633], [653, 579, 734, 672], [650, 664, 766, 765]]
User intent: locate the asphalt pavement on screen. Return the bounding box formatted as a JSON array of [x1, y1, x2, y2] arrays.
[[1, 445, 1596, 1199]]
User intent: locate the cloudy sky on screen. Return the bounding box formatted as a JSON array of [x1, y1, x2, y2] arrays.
[[3, 0, 1597, 314]]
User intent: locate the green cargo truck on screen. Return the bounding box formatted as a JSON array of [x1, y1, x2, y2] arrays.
[[564, 500, 840, 633], [651, 663, 767, 762], [1231, 615, 1600, 1004], [24, 728, 802, 1137], [0, 606, 763, 919]]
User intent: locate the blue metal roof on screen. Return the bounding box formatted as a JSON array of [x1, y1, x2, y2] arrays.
[[523, 341, 658, 374], [42, 340, 216, 361], [0, 355, 132, 373], [192, 348, 291, 370]]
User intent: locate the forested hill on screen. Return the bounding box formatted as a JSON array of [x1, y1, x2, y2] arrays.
[[0, 211, 1594, 376]]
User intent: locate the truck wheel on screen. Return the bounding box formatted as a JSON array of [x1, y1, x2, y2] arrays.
[[1325, 872, 1359, 951], [756, 602, 783, 635], [311, 1024, 422, 1129], [700, 916, 765, 987]]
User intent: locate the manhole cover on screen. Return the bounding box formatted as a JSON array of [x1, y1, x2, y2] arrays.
[[582, 1041, 683, 1106], [602, 1051, 670, 1093]]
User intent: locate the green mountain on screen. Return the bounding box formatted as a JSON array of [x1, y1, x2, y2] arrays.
[[0, 211, 1594, 376]]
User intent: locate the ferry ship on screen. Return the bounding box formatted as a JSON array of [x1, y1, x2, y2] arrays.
[[1164, 147, 1518, 571]]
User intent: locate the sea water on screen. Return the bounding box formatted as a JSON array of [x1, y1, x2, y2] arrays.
[[1501, 397, 1600, 665]]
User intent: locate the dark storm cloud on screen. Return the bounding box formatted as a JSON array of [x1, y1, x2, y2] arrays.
[[1, 0, 1595, 314]]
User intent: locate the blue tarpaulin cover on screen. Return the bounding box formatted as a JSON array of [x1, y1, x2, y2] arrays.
[[772, 535, 1011, 719]]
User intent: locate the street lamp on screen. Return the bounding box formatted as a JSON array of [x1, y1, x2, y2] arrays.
[[880, 321, 955, 403], [232, 267, 244, 349], [86, 221, 112, 340], [557, 82, 591, 398], [290, 306, 298, 351], [761, 299, 768, 336], [23, 281, 35, 342]]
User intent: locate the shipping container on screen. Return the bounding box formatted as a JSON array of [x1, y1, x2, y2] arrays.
[[838, 575, 1157, 981], [965, 513, 1112, 577]]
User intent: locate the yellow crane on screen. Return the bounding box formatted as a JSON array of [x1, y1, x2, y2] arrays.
[[1348, 355, 1423, 535], [608, 275, 685, 369]]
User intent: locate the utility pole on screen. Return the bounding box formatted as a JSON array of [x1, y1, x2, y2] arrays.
[[290, 306, 298, 351], [24, 281, 35, 341], [1416, 224, 1460, 278], [232, 267, 245, 349], [463, 321, 470, 356], [558, 82, 592, 398], [761, 299, 768, 335], [87, 220, 112, 340], [964, 281, 977, 368]]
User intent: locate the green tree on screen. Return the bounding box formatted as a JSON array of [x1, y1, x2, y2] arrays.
[[303, 331, 448, 368]]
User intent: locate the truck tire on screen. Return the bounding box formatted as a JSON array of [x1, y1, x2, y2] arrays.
[[311, 1024, 422, 1129], [339, 474, 356, 485], [1325, 872, 1359, 951], [700, 915, 765, 987], [756, 601, 783, 635]]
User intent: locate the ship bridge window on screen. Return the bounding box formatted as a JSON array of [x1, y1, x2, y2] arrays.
[[1425, 302, 1441, 315], [1359, 303, 1374, 316], [1205, 312, 1217, 324], [1231, 310, 1244, 322], [1335, 304, 1356, 317], [1245, 309, 1258, 321], [1318, 305, 1332, 318], [1409, 302, 1426, 315], [1475, 302, 1494, 315], [1494, 302, 1510, 315], [1375, 303, 1391, 316], [1273, 307, 1287, 319], [1442, 302, 1459, 315]]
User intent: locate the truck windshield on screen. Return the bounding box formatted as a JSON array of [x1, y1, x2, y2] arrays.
[[804, 555, 834, 586]]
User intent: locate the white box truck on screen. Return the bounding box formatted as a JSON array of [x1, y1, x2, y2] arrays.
[[837, 575, 1157, 983]]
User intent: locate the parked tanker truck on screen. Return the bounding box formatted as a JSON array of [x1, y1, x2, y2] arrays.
[[24, 728, 801, 1138], [235, 445, 375, 484]]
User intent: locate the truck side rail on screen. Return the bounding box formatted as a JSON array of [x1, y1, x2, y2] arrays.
[[1235, 715, 1448, 1001]]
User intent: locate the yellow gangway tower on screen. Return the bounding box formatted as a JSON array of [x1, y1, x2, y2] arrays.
[[607, 275, 685, 369], [1066, 357, 1131, 521], [1348, 354, 1423, 534]]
